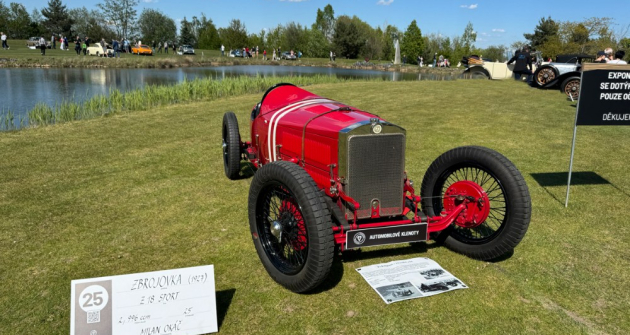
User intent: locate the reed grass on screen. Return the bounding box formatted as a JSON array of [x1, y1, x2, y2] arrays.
[[5, 75, 376, 130]]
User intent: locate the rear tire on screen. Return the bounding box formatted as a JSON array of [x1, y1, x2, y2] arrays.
[[222, 112, 241, 180], [561, 76, 580, 100], [249, 161, 334, 293], [420, 146, 531, 260]]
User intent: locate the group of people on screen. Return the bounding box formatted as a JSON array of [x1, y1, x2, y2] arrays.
[[154, 41, 177, 54], [508, 45, 627, 85], [596, 48, 627, 64]]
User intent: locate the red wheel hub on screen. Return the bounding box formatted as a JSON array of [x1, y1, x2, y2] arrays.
[[443, 181, 491, 228], [280, 200, 307, 251]]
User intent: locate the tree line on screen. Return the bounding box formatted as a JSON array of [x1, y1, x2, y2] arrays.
[[1, 1, 627, 62]]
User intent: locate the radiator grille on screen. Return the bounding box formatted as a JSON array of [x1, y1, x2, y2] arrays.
[[346, 134, 405, 219]]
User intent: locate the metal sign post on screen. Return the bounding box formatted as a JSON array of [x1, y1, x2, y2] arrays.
[[565, 63, 630, 207]]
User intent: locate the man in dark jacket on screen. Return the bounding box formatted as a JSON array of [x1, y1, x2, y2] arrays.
[[508, 46, 533, 84]]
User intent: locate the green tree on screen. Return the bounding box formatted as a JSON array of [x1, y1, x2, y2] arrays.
[[7, 3, 31, 38], [218, 19, 248, 50], [28, 8, 44, 37], [195, 17, 220, 50], [481, 45, 507, 62], [97, 0, 138, 39], [0, 2, 9, 34], [400, 20, 423, 64], [304, 28, 328, 58], [381, 25, 401, 61], [524, 17, 559, 49], [69, 7, 115, 40], [41, 0, 73, 36], [179, 17, 194, 46], [333, 15, 362, 58], [314, 4, 335, 42], [137, 8, 176, 44]]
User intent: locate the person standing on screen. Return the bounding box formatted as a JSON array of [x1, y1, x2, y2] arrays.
[[51, 34, 56, 49], [272, 49, 276, 61], [1, 32, 8, 50], [82, 40, 87, 55], [221, 44, 225, 56], [74, 36, 81, 55], [507, 46, 533, 84], [432, 53, 437, 67], [151, 40, 156, 54], [39, 36, 46, 55], [101, 38, 107, 57], [164, 41, 168, 54], [608, 50, 627, 64], [112, 39, 120, 58], [263, 49, 266, 60]]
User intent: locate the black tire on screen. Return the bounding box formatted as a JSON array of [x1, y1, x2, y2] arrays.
[[248, 161, 334, 293], [222, 112, 241, 180], [420, 146, 531, 260], [534, 66, 556, 87], [561, 76, 580, 100], [471, 70, 489, 79]]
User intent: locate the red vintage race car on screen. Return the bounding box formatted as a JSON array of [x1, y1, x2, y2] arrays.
[[222, 83, 531, 293]]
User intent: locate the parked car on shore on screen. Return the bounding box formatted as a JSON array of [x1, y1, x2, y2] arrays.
[[280, 51, 297, 60], [229, 50, 242, 58], [86, 43, 114, 57], [26, 37, 50, 49], [177, 45, 195, 55], [131, 44, 153, 55]]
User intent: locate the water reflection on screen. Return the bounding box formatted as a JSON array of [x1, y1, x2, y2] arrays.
[[0, 65, 462, 126]]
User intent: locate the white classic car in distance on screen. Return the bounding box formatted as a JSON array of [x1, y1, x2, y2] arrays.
[[86, 43, 114, 57]]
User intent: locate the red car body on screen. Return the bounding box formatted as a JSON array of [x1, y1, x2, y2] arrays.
[[222, 83, 531, 292]]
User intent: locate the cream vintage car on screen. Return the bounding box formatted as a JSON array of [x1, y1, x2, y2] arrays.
[[86, 42, 114, 57], [463, 52, 543, 79]]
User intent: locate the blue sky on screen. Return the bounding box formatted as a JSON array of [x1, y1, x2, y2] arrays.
[[20, 0, 630, 48]]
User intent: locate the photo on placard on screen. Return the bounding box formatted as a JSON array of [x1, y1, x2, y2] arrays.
[[375, 282, 423, 303], [418, 279, 467, 296], [419, 269, 446, 280]]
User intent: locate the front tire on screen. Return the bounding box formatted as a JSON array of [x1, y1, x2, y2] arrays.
[[534, 66, 556, 87], [420, 146, 531, 260], [248, 161, 334, 293], [222, 112, 241, 180]]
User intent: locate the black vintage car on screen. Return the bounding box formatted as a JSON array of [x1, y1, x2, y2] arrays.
[[533, 54, 595, 100]]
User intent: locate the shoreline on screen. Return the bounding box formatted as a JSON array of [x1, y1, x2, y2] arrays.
[[0, 55, 464, 75]]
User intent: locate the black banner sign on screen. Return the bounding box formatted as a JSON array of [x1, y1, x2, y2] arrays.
[[576, 64, 630, 126], [346, 223, 428, 249]]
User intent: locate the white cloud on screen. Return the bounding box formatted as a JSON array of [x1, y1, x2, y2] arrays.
[[377, 0, 394, 5], [492, 28, 505, 33], [460, 4, 478, 9], [142, 0, 158, 3]]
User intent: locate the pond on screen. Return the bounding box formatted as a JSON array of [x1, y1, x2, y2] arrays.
[[0, 65, 463, 128]]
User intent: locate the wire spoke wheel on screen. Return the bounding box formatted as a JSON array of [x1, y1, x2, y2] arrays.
[[421, 146, 531, 260], [437, 166, 507, 243], [256, 183, 308, 274], [249, 161, 334, 293]]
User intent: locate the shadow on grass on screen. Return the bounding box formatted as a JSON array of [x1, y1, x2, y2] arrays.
[[340, 242, 439, 263], [307, 256, 345, 294], [216, 288, 236, 329], [238, 162, 257, 179], [531, 171, 630, 205]]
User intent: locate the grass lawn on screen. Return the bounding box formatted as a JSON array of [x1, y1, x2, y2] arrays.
[[1, 80, 629, 334]]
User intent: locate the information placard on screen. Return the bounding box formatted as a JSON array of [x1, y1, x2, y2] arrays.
[[70, 265, 217, 335], [576, 63, 630, 126]]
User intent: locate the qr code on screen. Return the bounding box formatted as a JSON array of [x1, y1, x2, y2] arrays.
[[87, 311, 100, 324]]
